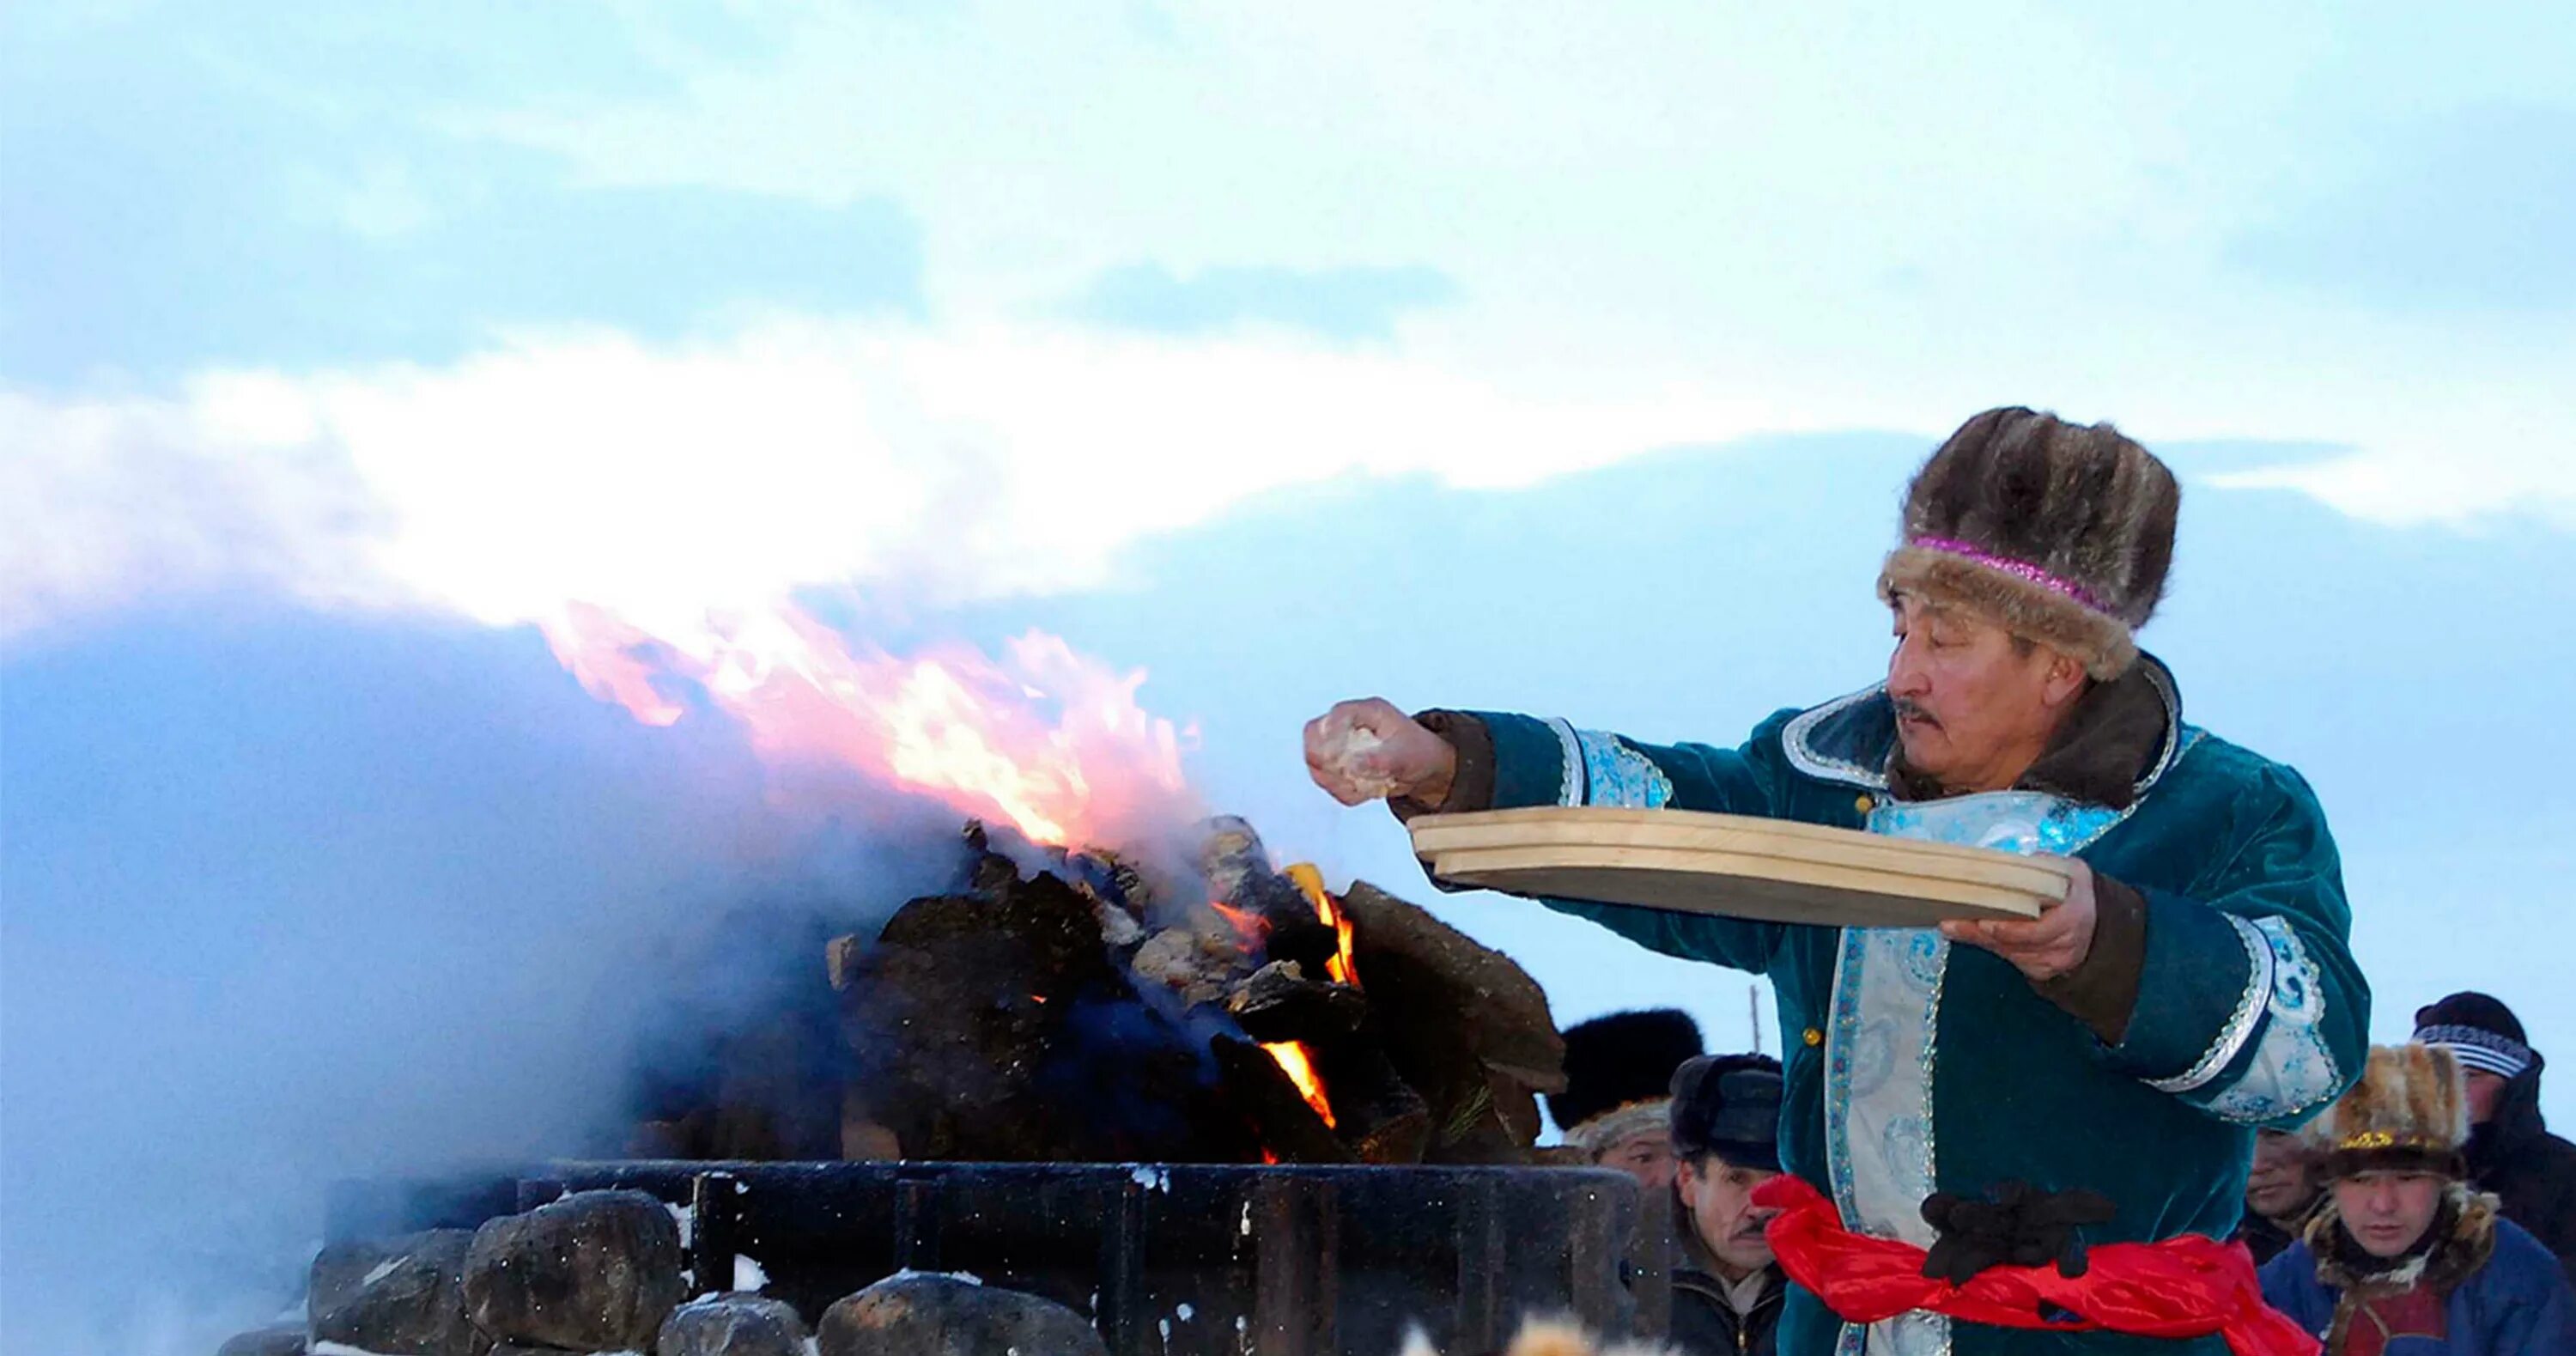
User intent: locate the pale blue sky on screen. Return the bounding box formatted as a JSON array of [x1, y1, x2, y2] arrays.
[[5, 3, 2573, 1350]]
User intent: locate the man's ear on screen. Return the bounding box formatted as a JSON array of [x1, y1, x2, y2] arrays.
[[2042, 648, 2088, 708], [1674, 1157, 1702, 1195]]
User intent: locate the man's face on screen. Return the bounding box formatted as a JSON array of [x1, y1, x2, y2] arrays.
[[1596, 1128, 1679, 1193], [2464, 1069, 2510, 1126], [2332, 1171, 2449, 1259], [2245, 1131, 2319, 1220], [1885, 594, 2083, 792], [1676, 1156, 1782, 1276]]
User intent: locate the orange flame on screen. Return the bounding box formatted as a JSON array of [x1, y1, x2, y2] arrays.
[[539, 600, 1189, 847], [1285, 864, 1358, 988], [1261, 1040, 1335, 1128], [1209, 902, 1270, 950]]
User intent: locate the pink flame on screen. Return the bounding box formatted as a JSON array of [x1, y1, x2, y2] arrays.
[[540, 601, 1189, 847]]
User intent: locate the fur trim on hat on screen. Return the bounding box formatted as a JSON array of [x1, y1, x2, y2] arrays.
[[1879, 407, 2179, 681], [2308, 1044, 2471, 1179], [1562, 1098, 1671, 1158], [1549, 1009, 1703, 1136], [1400, 1316, 1674, 1356], [1879, 545, 2139, 680]]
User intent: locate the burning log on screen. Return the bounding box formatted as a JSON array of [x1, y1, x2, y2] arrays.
[[1335, 880, 1565, 1163], [1224, 960, 1367, 1043], [1130, 926, 1245, 1009], [1309, 1035, 1433, 1165], [1211, 1036, 1350, 1164]]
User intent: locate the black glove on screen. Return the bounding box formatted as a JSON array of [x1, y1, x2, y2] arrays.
[[1919, 1180, 2117, 1285]]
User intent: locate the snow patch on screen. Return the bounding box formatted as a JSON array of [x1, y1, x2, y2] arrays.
[[666, 1201, 696, 1249], [1129, 1164, 1170, 1192], [733, 1253, 769, 1292], [360, 1257, 402, 1287]]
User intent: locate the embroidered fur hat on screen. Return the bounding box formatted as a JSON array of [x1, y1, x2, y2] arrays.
[[1878, 407, 2180, 680], [2306, 1043, 2472, 1181], [1549, 1009, 1703, 1154]]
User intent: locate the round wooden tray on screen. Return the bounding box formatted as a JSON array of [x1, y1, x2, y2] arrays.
[[1406, 807, 2069, 927]]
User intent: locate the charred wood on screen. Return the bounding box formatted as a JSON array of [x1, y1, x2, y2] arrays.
[[1225, 961, 1366, 1043]]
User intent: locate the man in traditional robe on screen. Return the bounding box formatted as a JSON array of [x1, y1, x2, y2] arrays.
[[1306, 407, 2372, 1356]]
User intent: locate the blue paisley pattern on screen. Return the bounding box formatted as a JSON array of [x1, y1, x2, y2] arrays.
[[1574, 728, 1674, 809], [2197, 916, 2342, 1124]]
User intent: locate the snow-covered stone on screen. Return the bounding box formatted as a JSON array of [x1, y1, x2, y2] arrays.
[[463, 1189, 686, 1351], [309, 1229, 487, 1356], [214, 1324, 307, 1356], [656, 1292, 808, 1356], [816, 1274, 1105, 1356]]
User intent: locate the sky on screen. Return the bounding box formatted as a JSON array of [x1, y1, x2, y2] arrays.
[[5, 2, 2575, 1351]]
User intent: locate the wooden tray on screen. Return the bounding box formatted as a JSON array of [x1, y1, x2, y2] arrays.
[[1407, 807, 2068, 927]]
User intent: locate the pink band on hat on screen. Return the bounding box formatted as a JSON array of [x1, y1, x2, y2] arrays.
[[1909, 536, 2111, 615]]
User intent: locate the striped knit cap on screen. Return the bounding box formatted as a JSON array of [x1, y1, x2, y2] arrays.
[[2414, 991, 2537, 1081]]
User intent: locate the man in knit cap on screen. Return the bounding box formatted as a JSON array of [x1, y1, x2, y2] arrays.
[[1306, 407, 2371, 1356], [2259, 1043, 2574, 1353], [2415, 992, 2576, 1280], [1549, 1008, 1705, 1191]]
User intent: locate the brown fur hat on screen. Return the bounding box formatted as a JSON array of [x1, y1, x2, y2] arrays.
[[1877, 407, 2179, 679], [2306, 1043, 2472, 1180]]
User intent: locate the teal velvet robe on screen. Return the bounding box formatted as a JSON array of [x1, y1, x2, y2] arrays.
[[1446, 663, 2369, 1356]]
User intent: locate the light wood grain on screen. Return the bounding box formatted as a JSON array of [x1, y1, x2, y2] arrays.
[[1408, 807, 2067, 926]]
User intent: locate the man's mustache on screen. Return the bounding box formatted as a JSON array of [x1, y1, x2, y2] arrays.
[[1893, 698, 1941, 728]]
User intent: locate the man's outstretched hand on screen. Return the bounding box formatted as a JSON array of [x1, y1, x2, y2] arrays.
[[1303, 698, 1458, 806], [1940, 855, 2099, 982]]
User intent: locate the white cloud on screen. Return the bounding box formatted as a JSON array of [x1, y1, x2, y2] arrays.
[[0, 319, 1789, 646]]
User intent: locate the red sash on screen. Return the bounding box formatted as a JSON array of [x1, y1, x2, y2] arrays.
[[1753, 1177, 2319, 1356]]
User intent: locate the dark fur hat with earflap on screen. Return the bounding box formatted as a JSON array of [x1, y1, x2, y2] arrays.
[[1549, 1009, 1703, 1153], [1878, 407, 2180, 680]]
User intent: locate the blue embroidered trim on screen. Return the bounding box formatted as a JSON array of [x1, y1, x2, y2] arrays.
[[1575, 730, 1674, 809], [1546, 718, 1583, 807], [2201, 917, 2343, 1124], [1823, 927, 1869, 1228], [2146, 913, 2274, 1095]]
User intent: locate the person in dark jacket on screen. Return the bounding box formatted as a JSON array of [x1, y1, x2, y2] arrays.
[[2415, 992, 2576, 1283], [2260, 1043, 2575, 1353], [1667, 1054, 1787, 1356], [2238, 1127, 2327, 1266]]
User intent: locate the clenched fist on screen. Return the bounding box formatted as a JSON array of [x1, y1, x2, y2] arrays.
[[1303, 697, 1459, 806]]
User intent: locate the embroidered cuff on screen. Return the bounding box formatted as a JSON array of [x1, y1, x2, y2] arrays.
[[2102, 887, 2264, 1085], [2035, 873, 2147, 1045]]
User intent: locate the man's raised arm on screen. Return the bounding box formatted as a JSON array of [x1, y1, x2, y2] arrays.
[[1303, 696, 1801, 976]]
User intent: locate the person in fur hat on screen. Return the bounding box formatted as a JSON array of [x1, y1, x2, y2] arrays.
[[1668, 1054, 1788, 1356], [2414, 992, 2576, 1281], [1308, 407, 2371, 1356], [2259, 1043, 2575, 1353], [1550, 1008, 1705, 1191]]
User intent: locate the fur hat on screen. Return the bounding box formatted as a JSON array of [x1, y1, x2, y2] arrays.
[[1400, 1316, 1671, 1356], [2414, 991, 2539, 1081], [1877, 407, 2180, 679], [2306, 1043, 2471, 1180], [1668, 1053, 1783, 1171], [1549, 1009, 1703, 1154]]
